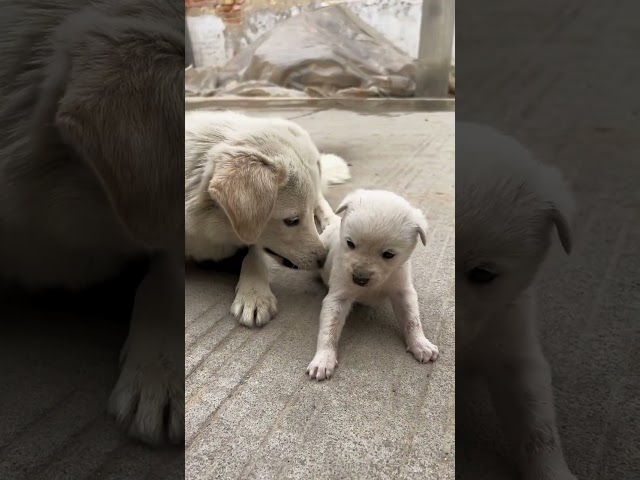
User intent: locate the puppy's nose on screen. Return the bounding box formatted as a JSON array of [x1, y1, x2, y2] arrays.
[[352, 274, 369, 286]]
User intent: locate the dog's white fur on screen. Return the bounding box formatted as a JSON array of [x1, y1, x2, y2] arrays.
[[185, 110, 349, 327], [306, 189, 439, 381], [456, 122, 577, 480]]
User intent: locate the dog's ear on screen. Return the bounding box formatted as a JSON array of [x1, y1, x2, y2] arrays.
[[209, 147, 287, 244], [550, 205, 573, 254], [335, 199, 350, 215], [53, 46, 185, 242], [335, 189, 363, 216], [413, 208, 429, 246], [540, 166, 575, 255]]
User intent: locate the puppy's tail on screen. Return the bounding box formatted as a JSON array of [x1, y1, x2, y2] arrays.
[[320, 154, 351, 194]]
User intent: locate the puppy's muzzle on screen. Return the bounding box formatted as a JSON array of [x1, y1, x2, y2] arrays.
[[352, 274, 370, 287]]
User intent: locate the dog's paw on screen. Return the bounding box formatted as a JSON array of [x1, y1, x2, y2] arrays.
[[407, 335, 439, 363], [306, 350, 338, 381], [108, 358, 184, 445], [231, 286, 277, 327]]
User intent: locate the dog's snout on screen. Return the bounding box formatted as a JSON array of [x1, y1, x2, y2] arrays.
[[352, 274, 369, 286], [316, 249, 327, 268]]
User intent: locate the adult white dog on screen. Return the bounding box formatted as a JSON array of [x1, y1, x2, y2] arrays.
[[307, 189, 439, 381], [456, 122, 577, 480], [185, 111, 349, 327]]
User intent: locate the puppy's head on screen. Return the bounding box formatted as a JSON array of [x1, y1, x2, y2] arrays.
[[456, 122, 575, 347], [208, 126, 326, 270], [334, 190, 427, 289]]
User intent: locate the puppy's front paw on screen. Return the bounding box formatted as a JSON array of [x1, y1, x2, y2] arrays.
[[306, 350, 338, 381], [407, 335, 439, 363], [108, 355, 184, 445], [231, 286, 277, 327]]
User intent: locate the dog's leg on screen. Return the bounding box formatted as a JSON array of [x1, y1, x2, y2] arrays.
[[231, 246, 277, 327], [390, 285, 439, 362], [315, 193, 338, 232], [486, 354, 575, 480], [486, 300, 575, 480], [306, 293, 352, 380], [108, 251, 184, 445]]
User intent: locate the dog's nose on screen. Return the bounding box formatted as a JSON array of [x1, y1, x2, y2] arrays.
[[352, 274, 369, 286], [316, 251, 327, 268]]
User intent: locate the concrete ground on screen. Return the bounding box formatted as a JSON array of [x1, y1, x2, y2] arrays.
[[185, 109, 455, 479]]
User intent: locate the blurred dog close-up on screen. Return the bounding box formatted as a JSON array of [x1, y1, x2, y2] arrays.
[[0, 0, 185, 446], [456, 122, 577, 480], [184, 110, 350, 328], [307, 189, 439, 381]]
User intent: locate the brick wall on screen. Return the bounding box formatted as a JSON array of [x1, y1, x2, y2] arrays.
[[186, 0, 246, 23]]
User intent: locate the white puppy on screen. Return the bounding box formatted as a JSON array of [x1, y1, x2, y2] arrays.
[[456, 122, 577, 480], [306, 189, 439, 381], [185, 111, 349, 327]]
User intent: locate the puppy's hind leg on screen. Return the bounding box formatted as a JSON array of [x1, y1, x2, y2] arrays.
[[315, 194, 339, 233], [231, 246, 277, 327], [307, 293, 352, 381], [390, 285, 439, 363], [316, 153, 349, 232]]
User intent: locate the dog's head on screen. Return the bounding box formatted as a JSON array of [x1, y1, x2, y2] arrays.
[[334, 189, 428, 289], [456, 122, 575, 347], [208, 124, 326, 270]]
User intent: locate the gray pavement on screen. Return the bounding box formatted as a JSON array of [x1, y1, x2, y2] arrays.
[[185, 109, 455, 479]]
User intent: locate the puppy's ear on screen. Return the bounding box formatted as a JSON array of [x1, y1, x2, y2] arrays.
[[413, 208, 429, 246], [335, 199, 350, 215], [335, 190, 363, 216], [550, 205, 573, 254], [209, 146, 287, 244], [540, 166, 575, 255]]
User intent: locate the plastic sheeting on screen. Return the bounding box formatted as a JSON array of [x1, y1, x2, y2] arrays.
[[185, 4, 417, 98]]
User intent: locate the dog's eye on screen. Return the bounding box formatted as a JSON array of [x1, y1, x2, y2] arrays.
[[467, 267, 498, 284], [382, 251, 395, 259], [283, 217, 299, 227], [346, 239, 355, 249]]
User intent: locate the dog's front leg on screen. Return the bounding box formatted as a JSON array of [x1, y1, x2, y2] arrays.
[[390, 286, 439, 363], [306, 293, 352, 380], [486, 348, 576, 479], [231, 246, 277, 327], [108, 251, 184, 445]]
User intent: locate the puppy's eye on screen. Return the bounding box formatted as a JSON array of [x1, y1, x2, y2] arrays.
[[346, 239, 355, 249], [283, 217, 299, 227], [467, 267, 498, 284], [382, 251, 395, 259]]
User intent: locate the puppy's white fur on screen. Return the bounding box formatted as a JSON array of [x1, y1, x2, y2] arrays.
[[185, 110, 349, 327], [457, 122, 577, 480], [307, 189, 438, 381]]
